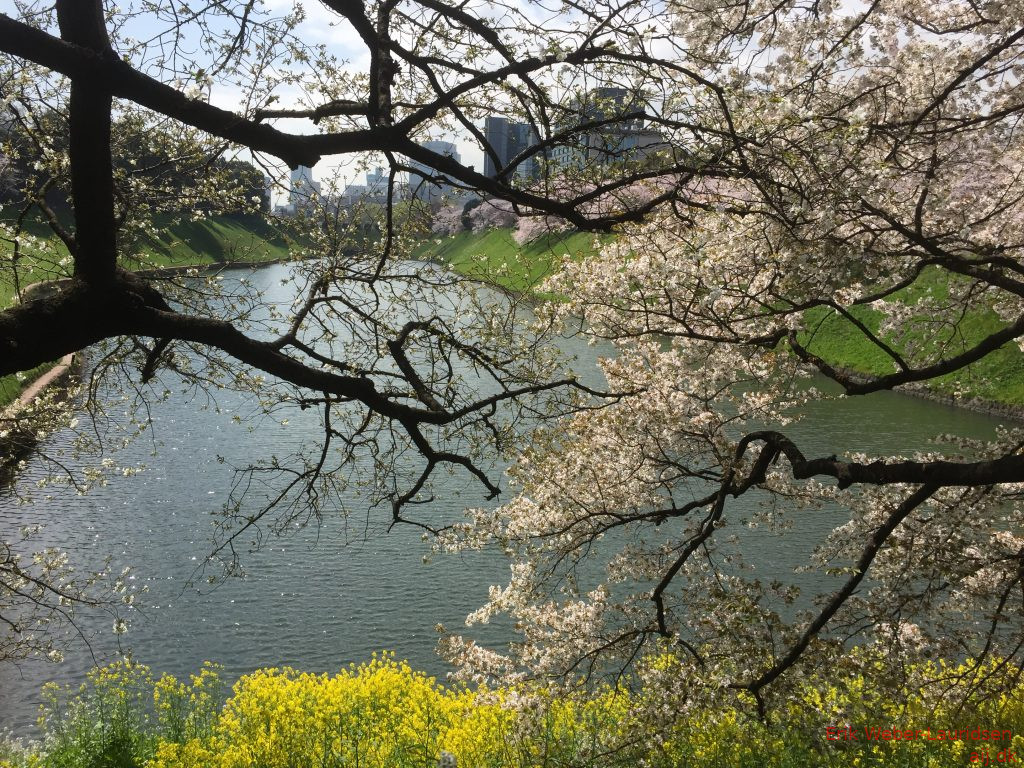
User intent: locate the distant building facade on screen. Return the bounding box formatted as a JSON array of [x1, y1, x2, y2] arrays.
[[339, 166, 394, 208], [263, 174, 275, 211], [277, 164, 321, 215], [482, 117, 540, 182], [407, 140, 462, 207], [550, 87, 667, 168]]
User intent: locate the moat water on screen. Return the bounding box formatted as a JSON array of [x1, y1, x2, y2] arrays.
[[0, 263, 1013, 734]]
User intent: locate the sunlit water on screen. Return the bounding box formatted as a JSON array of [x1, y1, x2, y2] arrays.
[[0, 263, 1014, 734]]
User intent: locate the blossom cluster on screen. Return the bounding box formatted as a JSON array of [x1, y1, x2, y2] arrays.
[[7, 652, 1023, 768]]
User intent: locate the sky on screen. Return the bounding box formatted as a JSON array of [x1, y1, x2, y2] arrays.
[[15, 0, 686, 202], [209, 0, 492, 196], [97, 0, 501, 202], [196, 0, 627, 197]]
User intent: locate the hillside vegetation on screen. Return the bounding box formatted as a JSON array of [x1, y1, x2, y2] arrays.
[[2, 652, 1021, 768], [799, 267, 1024, 405], [415, 228, 607, 294], [422, 228, 1024, 408], [0, 214, 291, 407], [7, 221, 1024, 409]]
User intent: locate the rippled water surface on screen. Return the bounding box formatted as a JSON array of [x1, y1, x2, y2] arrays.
[[0, 263, 1014, 734]]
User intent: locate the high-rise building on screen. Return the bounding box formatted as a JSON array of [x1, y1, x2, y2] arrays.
[[483, 117, 540, 182], [339, 166, 393, 208], [288, 165, 322, 211], [365, 166, 389, 198], [482, 117, 509, 179], [263, 175, 274, 211], [407, 141, 461, 206], [550, 87, 666, 168]]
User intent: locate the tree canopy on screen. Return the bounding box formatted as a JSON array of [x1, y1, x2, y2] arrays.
[[2, 0, 1024, 724]]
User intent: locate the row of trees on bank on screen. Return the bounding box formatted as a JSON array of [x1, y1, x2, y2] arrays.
[[0, 111, 269, 219]]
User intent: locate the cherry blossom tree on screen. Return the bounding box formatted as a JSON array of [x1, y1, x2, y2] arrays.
[[0, 0, 708, 662], [1, 0, 1023, 726], [468, 198, 519, 232], [437, 0, 1024, 720]]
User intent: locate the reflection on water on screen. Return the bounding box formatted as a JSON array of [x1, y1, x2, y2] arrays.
[[0, 263, 1014, 734]]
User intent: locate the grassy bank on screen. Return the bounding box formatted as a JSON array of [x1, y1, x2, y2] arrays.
[[7, 219, 1023, 409], [798, 267, 1024, 405], [0, 214, 290, 307], [132, 214, 291, 268], [415, 228, 605, 294], [0, 214, 291, 409], [0, 363, 59, 409], [422, 228, 1024, 408]]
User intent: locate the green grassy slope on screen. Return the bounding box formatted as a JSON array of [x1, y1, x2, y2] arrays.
[[415, 228, 605, 293], [0, 362, 59, 409], [0, 214, 67, 308], [133, 214, 291, 267], [800, 270, 1024, 405], [422, 229, 1024, 407], [0, 214, 290, 305], [0, 214, 292, 408], [7, 218, 1022, 409]]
